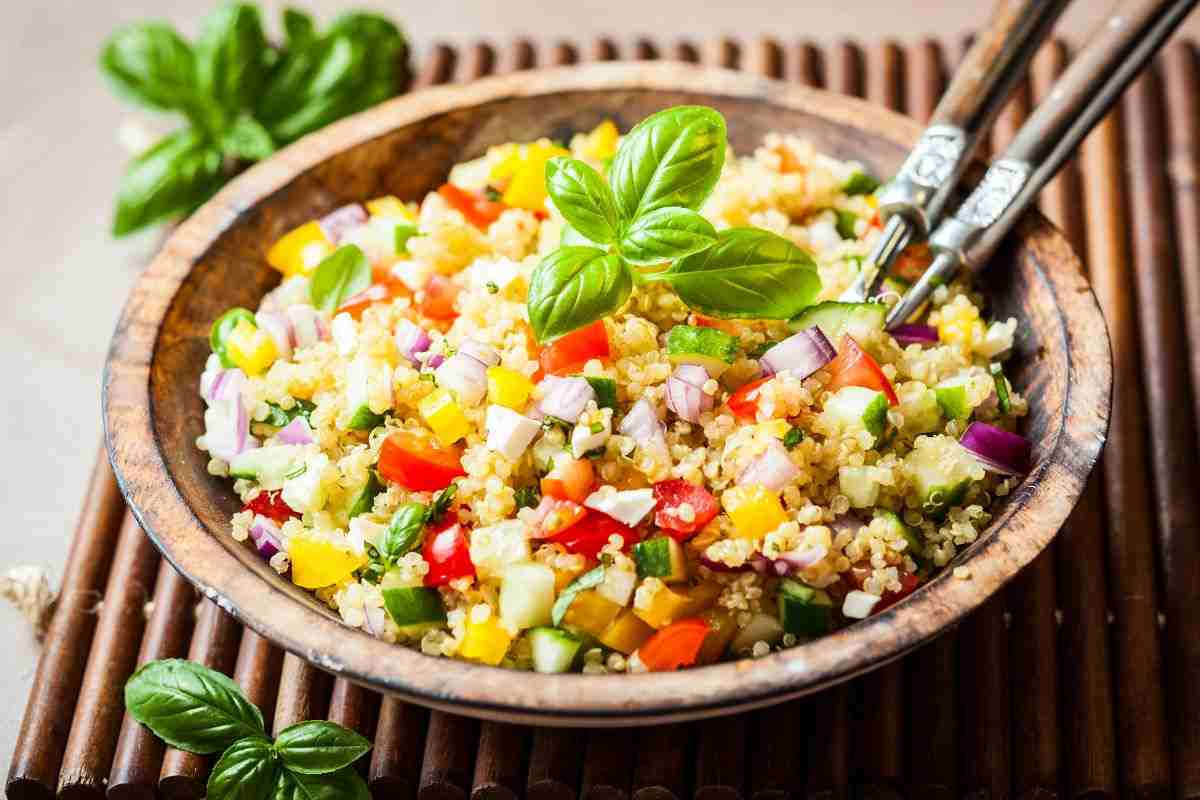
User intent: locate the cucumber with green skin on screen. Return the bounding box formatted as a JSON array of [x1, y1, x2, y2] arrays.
[[874, 509, 926, 566], [229, 445, 303, 486], [934, 376, 971, 422], [838, 465, 880, 508], [906, 436, 976, 518], [777, 579, 833, 636], [527, 627, 583, 673], [665, 324, 739, 376], [632, 537, 687, 582], [382, 587, 446, 636], [788, 300, 886, 342], [822, 385, 888, 443], [346, 357, 389, 431]]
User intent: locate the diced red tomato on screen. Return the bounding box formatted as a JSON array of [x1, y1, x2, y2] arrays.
[[243, 489, 299, 524], [547, 510, 638, 560], [875, 573, 922, 612], [825, 336, 898, 405], [378, 432, 465, 491], [539, 320, 610, 375], [529, 496, 587, 538], [422, 523, 475, 586], [418, 274, 461, 321], [637, 617, 711, 671], [726, 377, 772, 421], [438, 183, 508, 229], [337, 282, 407, 320], [540, 455, 595, 504], [892, 242, 933, 282], [652, 479, 719, 539], [517, 320, 544, 382]]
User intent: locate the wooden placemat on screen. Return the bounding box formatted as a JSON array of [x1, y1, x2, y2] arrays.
[[8, 35, 1200, 800]]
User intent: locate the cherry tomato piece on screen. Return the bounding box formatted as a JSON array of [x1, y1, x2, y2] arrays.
[[378, 432, 465, 491], [638, 617, 712, 671], [875, 573, 922, 612], [438, 183, 508, 229], [726, 377, 772, 421], [337, 282, 406, 320], [825, 336, 898, 405], [652, 479, 719, 539], [418, 274, 461, 321], [529, 496, 587, 537], [539, 320, 610, 376], [540, 456, 595, 504], [547, 510, 638, 560], [422, 523, 475, 586]]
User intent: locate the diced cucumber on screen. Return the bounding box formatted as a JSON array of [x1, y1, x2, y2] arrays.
[[788, 300, 886, 342], [934, 377, 971, 422], [583, 376, 617, 409], [632, 537, 688, 583], [874, 509, 926, 565], [666, 325, 739, 377], [880, 275, 910, 295], [834, 209, 857, 240], [348, 470, 383, 519], [822, 386, 888, 442], [596, 565, 638, 607], [990, 363, 1012, 414], [345, 357, 390, 431], [777, 579, 834, 637], [528, 627, 584, 673], [838, 466, 880, 508], [382, 587, 446, 636], [500, 562, 557, 630], [906, 435, 977, 517], [229, 444, 304, 487], [842, 171, 880, 196], [899, 386, 942, 434], [281, 453, 329, 513]]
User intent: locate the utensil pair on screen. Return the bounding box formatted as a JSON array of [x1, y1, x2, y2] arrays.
[[843, 0, 1197, 326]]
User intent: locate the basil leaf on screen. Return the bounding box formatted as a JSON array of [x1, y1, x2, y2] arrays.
[[99, 22, 197, 112], [275, 721, 372, 775], [221, 114, 275, 161], [618, 206, 717, 265], [583, 376, 618, 409], [309, 245, 371, 312], [528, 247, 631, 342], [265, 399, 316, 427], [210, 307, 256, 368], [656, 228, 821, 319], [514, 485, 540, 510], [195, 3, 269, 114], [273, 766, 371, 800], [124, 659, 264, 754], [394, 223, 418, 255], [282, 9, 317, 50], [552, 565, 606, 626], [609, 106, 726, 221], [561, 224, 599, 247], [843, 171, 880, 196], [113, 130, 223, 236], [383, 502, 427, 560], [325, 13, 408, 106], [545, 157, 620, 244], [834, 209, 857, 240], [206, 737, 278, 800]]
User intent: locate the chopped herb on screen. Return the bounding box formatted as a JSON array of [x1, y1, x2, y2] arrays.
[[843, 171, 881, 196], [542, 414, 573, 432], [283, 463, 307, 480], [589, 421, 604, 434], [264, 399, 315, 427], [583, 446, 606, 460], [424, 483, 458, 525], [394, 223, 418, 255], [419, 372, 436, 383], [990, 363, 1012, 414], [783, 426, 805, 449], [834, 209, 858, 240], [552, 565, 606, 625], [484, 185, 502, 201], [582, 376, 618, 409], [514, 485, 540, 510], [485, 281, 500, 294]]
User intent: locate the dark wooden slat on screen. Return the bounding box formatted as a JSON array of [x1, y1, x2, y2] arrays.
[[420, 711, 480, 800], [1030, 39, 1119, 800], [746, 38, 784, 79], [694, 714, 746, 800], [591, 38, 618, 62], [328, 679, 380, 775], [1079, 101, 1173, 800], [526, 727, 584, 800], [57, 516, 159, 800], [633, 38, 659, 61], [747, 701, 799, 800], [548, 41, 579, 67], [957, 601, 1011, 800], [827, 41, 863, 97], [413, 44, 457, 89], [1159, 42, 1200, 800], [370, 699, 430, 800], [1125, 58, 1200, 800], [582, 728, 634, 800], [803, 686, 849, 800], [671, 41, 700, 64], [156, 602, 242, 800], [273, 652, 334, 732], [701, 37, 740, 69], [633, 725, 690, 800], [472, 722, 530, 800], [107, 565, 196, 800], [498, 38, 536, 72], [231, 630, 283, 732], [456, 42, 497, 84], [6, 451, 125, 800], [787, 42, 823, 87]]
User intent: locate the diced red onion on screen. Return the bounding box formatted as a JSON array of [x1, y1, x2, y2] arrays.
[[773, 544, 829, 573], [960, 421, 1032, 476], [258, 276, 311, 313], [665, 364, 712, 423], [829, 513, 866, 535], [700, 552, 774, 575], [425, 352, 446, 370], [319, 204, 368, 243], [737, 439, 800, 491], [891, 323, 938, 346], [436, 353, 489, 406], [205, 395, 258, 461], [457, 339, 500, 367], [276, 417, 313, 445], [539, 376, 594, 421], [249, 515, 282, 559], [618, 398, 665, 444], [255, 310, 294, 358], [759, 326, 836, 378], [394, 319, 432, 364], [200, 363, 227, 405], [363, 604, 387, 638], [287, 305, 328, 349]]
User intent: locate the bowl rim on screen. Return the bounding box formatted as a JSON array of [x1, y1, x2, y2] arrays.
[[103, 60, 1111, 725]]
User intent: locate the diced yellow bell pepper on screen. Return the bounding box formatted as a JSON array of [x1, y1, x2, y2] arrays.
[[487, 366, 534, 410], [722, 485, 788, 540], [460, 616, 513, 665], [225, 319, 278, 376], [266, 221, 332, 277], [488, 141, 570, 211], [366, 195, 417, 221], [634, 581, 722, 629], [486, 143, 522, 183], [696, 608, 738, 664], [598, 610, 655, 654], [562, 589, 622, 638], [418, 388, 470, 446], [288, 537, 367, 589], [583, 120, 619, 162]]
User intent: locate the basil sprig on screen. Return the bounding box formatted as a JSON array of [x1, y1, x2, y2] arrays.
[[528, 105, 821, 341], [309, 245, 371, 312], [101, 3, 410, 237], [126, 659, 371, 800]]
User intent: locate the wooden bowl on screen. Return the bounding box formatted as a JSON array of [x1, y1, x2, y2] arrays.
[[104, 62, 1111, 726]]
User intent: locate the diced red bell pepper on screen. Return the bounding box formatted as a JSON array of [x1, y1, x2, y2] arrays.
[[546, 510, 638, 560], [875, 573, 922, 612], [825, 336, 898, 405], [540, 456, 595, 504], [438, 183, 508, 230], [418, 274, 461, 321], [422, 523, 475, 586], [243, 489, 299, 524], [637, 617, 711, 671], [891, 242, 933, 282], [378, 432, 466, 491], [539, 320, 610, 375], [529, 496, 587, 537], [652, 479, 719, 540], [726, 377, 772, 422]]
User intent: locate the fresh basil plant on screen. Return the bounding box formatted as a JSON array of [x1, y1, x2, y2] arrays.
[[528, 105, 821, 342]]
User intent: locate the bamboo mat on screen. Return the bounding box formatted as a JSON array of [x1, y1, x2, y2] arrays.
[[8, 35, 1200, 800]]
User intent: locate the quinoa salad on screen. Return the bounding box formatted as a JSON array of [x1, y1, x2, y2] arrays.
[[197, 106, 1032, 674]]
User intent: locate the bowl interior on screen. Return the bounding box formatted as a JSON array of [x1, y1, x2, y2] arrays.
[[107, 63, 1109, 725]]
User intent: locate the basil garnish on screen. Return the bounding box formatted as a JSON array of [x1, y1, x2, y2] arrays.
[[265, 399, 316, 427], [273, 766, 371, 800], [552, 565, 606, 626], [207, 736, 278, 800], [546, 157, 622, 244], [100, 22, 202, 113], [275, 721, 372, 775], [195, 3, 270, 117], [383, 502, 427, 560], [528, 247, 632, 342], [309, 245, 371, 312], [618, 206, 717, 265], [113, 130, 224, 237], [561, 224, 599, 248]]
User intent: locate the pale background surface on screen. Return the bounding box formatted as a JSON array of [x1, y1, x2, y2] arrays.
[[2, 0, 1192, 768]]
